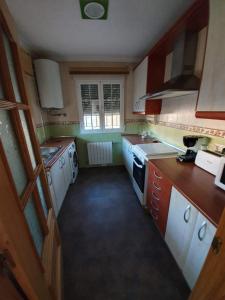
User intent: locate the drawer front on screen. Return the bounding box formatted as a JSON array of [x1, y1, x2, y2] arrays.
[[147, 163, 172, 236]]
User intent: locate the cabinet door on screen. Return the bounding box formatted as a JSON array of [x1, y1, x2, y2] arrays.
[[183, 213, 216, 289], [46, 172, 59, 216], [196, 0, 225, 119], [133, 57, 148, 113], [165, 187, 198, 269], [122, 138, 133, 177], [62, 148, 72, 190], [50, 159, 66, 213], [147, 163, 172, 236]]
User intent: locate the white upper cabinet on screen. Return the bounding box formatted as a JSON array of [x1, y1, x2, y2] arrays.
[[165, 187, 198, 269], [133, 57, 148, 113], [196, 0, 225, 114], [34, 59, 64, 109]]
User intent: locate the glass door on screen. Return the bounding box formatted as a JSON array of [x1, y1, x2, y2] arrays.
[[0, 12, 59, 300]]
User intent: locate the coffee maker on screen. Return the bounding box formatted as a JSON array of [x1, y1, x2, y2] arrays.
[[177, 135, 210, 162]]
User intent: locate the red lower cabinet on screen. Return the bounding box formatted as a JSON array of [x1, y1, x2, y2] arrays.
[[147, 162, 172, 236]]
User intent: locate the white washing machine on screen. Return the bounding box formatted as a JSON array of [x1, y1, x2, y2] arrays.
[[68, 142, 78, 183]]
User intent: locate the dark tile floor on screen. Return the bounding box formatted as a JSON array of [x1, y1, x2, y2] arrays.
[[58, 166, 190, 300]]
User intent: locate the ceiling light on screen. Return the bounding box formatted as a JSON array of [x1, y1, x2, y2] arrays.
[[80, 0, 108, 20]]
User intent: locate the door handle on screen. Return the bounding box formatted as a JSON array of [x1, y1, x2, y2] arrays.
[[198, 221, 207, 241], [0, 249, 16, 270], [133, 159, 143, 169], [47, 173, 52, 186], [152, 191, 159, 201], [151, 199, 159, 211], [154, 170, 162, 179], [153, 182, 161, 191], [211, 236, 222, 255], [184, 205, 191, 223], [150, 209, 158, 220]]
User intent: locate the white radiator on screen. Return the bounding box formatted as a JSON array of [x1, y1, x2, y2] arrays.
[[87, 142, 112, 165]]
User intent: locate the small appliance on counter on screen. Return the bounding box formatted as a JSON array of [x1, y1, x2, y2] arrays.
[[195, 150, 222, 175], [176, 135, 209, 162], [215, 157, 225, 191]]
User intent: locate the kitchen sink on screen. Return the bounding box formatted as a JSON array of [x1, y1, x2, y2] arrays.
[[40, 146, 61, 165]]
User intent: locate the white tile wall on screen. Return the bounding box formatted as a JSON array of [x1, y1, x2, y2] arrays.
[[152, 94, 225, 130]]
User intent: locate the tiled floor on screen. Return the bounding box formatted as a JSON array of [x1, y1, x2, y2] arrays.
[[58, 166, 190, 300]]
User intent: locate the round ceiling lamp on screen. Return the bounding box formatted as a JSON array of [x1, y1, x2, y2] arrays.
[[84, 2, 105, 19]]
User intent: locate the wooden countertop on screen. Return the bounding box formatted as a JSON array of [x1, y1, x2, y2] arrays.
[[41, 137, 75, 169], [122, 134, 158, 145], [150, 158, 225, 227]]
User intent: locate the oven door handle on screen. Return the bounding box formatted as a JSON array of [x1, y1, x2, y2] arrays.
[[133, 159, 144, 169]]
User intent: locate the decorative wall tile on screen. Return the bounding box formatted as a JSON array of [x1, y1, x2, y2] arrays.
[[148, 121, 225, 138]]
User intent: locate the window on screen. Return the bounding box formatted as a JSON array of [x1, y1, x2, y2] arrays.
[[76, 77, 124, 132]]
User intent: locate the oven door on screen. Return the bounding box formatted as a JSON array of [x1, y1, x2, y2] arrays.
[[133, 155, 146, 193]]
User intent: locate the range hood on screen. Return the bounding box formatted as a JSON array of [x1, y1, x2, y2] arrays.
[[150, 31, 200, 99]]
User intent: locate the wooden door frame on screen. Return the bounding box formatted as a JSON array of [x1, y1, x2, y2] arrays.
[[0, 146, 51, 300], [0, 0, 61, 299]]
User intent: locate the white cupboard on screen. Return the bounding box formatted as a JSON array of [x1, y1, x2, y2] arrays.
[[34, 59, 64, 109], [133, 57, 148, 113], [165, 187, 198, 269], [183, 212, 216, 289], [165, 186, 217, 289], [48, 146, 73, 216], [122, 138, 133, 178], [196, 0, 225, 114], [61, 149, 72, 190], [47, 171, 58, 215], [50, 158, 67, 214]]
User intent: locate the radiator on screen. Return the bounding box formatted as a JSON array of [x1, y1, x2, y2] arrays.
[[87, 142, 112, 165]]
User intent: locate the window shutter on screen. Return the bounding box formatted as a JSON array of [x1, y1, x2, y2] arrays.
[[103, 83, 121, 129], [80, 84, 100, 130]]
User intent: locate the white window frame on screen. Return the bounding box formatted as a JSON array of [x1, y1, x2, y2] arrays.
[[75, 75, 124, 134]]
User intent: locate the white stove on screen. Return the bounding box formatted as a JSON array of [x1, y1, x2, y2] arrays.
[[132, 142, 178, 206], [132, 142, 178, 164]]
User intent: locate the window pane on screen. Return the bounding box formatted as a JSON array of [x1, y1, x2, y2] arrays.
[[19, 110, 36, 169], [0, 110, 28, 196], [24, 195, 43, 256], [80, 84, 100, 130], [3, 32, 21, 102], [36, 176, 48, 218], [103, 84, 120, 129]]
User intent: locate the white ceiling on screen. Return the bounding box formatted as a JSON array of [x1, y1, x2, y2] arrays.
[[6, 0, 194, 62]]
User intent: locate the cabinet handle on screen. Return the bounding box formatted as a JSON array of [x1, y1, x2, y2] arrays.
[[47, 173, 52, 186], [150, 209, 158, 220], [151, 199, 159, 211], [198, 221, 207, 241], [184, 205, 191, 223], [152, 192, 159, 201], [153, 182, 161, 191], [59, 159, 63, 169], [154, 170, 162, 179], [62, 157, 65, 166]]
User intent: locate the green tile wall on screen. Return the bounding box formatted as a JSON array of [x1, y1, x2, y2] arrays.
[[37, 122, 146, 168], [144, 123, 225, 151], [36, 121, 225, 168], [36, 126, 47, 144]]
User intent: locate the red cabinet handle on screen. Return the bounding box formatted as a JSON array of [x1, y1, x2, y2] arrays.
[[154, 170, 162, 179], [152, 191, 159, 201], [150, 209, 158, 220], [151, 199, 159, 211], [153, 182, 161, 191]]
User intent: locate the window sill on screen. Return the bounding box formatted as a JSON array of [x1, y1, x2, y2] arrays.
[[80, 128, 124, 135]]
